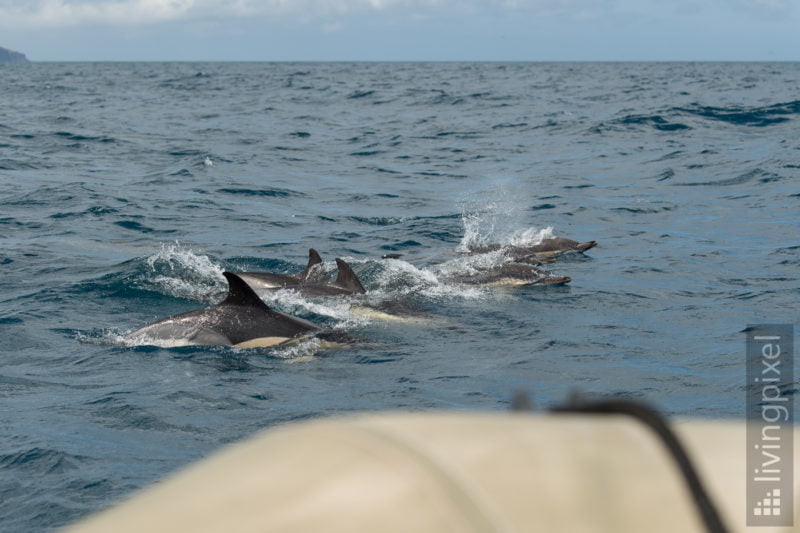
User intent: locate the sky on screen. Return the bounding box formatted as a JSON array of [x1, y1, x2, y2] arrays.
[[0, 0, 798, 61]]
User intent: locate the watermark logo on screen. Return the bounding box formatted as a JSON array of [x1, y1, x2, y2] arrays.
[[747, 324, 794, 527], [752, 488, 781, 517]]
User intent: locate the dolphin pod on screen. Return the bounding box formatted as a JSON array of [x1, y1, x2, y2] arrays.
[[233, 248, 327, 289], [126, 236, 596, 348], [125, 252, 368, 348], [237, 255, 366, 297]]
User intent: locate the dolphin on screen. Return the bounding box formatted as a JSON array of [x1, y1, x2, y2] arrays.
[[125, 272, 320, 348], [349, 299, 436, 324], [468, 237, 597, 262], [236, 248, 326, 290], [238, 258, 366, 297], [446, 263, 571, 286]]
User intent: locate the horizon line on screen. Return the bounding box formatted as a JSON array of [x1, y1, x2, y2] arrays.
[[8, 58, 800, 64]]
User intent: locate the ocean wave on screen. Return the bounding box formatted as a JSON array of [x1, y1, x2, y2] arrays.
[[348, 215, 410, 226], [114, 219, 170, 234], [674, 168, 781, 187], [49, 206, 119, 220], [85, 395, 178, 431], [0, 159, 51, 171], [0, 448, 86, 475], [347, 89, 376, 99], [612, 206, 675, 214], [675, 100, 800, 127], [594, 100, 800, 133], [491, 122, 529, 129], [216, 187, 305, 198], [52, 131, 118, 143], [618, 114, 691, 131], [0, 182, 93, 208]]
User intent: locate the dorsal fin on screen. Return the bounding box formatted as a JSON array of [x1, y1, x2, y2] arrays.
[[222, 272, 271, 310], [334, 259, 366, 294], [299, 248, 323, 281]]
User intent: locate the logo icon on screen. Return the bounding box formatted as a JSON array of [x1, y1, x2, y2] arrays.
[[753, 489, 781, 517]]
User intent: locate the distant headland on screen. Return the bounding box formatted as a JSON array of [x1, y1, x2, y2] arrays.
[[0, 46, 28, 62]]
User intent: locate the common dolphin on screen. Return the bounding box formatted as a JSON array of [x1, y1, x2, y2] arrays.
[[446, 263, 571, 286], [125, 272, 320, 348], [238, 258, 366, 297], [468, 237, 597, 262], [237, 248, 326, 289], [349, 299, 436, 324]]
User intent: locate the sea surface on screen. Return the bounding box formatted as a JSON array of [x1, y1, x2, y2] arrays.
[[1, 61, 798, 531]]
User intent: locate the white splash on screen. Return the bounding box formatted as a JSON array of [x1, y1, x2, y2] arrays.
[[119, 331, 192, 348], [256, 287, 370, 329], [75, 327, 170, 348], [370, 257, 484, 300], [456, 179, 555, 252], [75, 328, 126, 346], [507, 226, 554, 246], [269, 337, 328, 360], [143, 242, 226, 302]]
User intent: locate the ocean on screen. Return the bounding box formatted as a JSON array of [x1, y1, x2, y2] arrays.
[[0, 61, 797, 531]]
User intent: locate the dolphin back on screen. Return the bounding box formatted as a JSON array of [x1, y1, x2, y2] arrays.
[[334, 259, 366, 294], [126, 273, 320, 347], [220, 272, 320, 343], [299, 248, 327, 282], [222, 272, 272, 309]]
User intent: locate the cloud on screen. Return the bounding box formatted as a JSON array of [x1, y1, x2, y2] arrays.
[[2, 0, 796, 30], [0, 0, 467, 28], [0, 0, 194, 26], [0, 0, 576, 29]]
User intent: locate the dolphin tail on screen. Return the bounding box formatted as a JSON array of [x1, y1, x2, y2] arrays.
[[222, 272, 272, 310], [299, 248, 325, 282], [334, 259, 366, 294]]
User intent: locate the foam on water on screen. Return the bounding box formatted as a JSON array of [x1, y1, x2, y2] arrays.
[[77, 320, 204, 349], [141, 243, 226, 302], [367, 257, 486, 301], [267, 336, 330, 360], [75, 327, 133, 347], [120, 331, 195, 349], [506, 226, 555, 247], [256, 287, 367, 328]]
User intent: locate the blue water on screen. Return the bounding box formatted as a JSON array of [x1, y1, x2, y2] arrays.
[[1, 61, 798, 531]]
